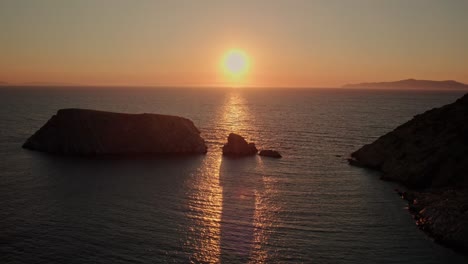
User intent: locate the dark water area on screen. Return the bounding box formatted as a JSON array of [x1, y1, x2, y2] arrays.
[[1, 86, 467, 263]]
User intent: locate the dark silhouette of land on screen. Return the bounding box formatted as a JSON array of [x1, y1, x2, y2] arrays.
[[349, 93, 468, 253], [258, 149, 282, 158], [20, 81, 80, 86], [343, 79, 468, 90], [23, 108, 207, 155], [222, 133, 258, 157]]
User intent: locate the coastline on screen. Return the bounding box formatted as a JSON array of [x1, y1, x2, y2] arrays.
[[400, 189, 468, 253], [349, 93, 468, 254]]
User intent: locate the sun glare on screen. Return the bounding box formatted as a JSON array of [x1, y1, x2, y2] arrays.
[[222, 49, 250, 77]]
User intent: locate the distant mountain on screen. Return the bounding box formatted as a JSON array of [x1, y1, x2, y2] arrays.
[[343, 79, 468, 90], [20, 82, 80, 86], [0, 81, 8, 86]]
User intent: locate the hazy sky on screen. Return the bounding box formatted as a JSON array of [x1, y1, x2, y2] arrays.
[[1, 0, 467, 87]]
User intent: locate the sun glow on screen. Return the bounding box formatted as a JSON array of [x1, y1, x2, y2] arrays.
[[221, 49, 250, 86]]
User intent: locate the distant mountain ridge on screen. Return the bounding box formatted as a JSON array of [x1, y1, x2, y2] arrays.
[[343, 79, 468, 90], [0, 81, 81, 86], [20, 81, 80, 86]]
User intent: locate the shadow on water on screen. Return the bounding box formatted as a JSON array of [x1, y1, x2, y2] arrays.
[[218, 156, 263, 263], [29, 152, 206, 202], [7, 151, 206, 264]]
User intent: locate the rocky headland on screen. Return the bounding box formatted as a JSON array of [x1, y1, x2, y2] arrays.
[[23, 108, 207, 155], [348, 93, 468, 253]]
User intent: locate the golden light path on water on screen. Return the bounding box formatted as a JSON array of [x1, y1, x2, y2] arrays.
[[185, 91, 277, 263], [185, 153, 223, 263], [221, 92, 250, 135]]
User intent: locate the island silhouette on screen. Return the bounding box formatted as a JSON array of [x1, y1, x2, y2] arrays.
[[343, 79, 468, 90]]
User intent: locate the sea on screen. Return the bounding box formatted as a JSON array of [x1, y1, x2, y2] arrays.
[[0, 86, 467, 263]]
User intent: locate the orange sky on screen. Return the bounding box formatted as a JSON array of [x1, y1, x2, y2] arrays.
[[1, 0, 467, 87]]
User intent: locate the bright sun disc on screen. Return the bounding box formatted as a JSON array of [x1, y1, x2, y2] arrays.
[[223, 49, 249, 76]]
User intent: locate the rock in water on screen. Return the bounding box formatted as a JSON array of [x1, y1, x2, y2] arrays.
[[222, 133, 257, 156], [349, 93, 468, 253], [23, 108, 207, 155], [259, 149, 282, 158]]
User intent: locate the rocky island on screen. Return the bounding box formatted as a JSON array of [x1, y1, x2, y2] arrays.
[[222, 133, 258, 157], [343, 79, 468, 90], [23, 108, 207, 155], [259, 149, 282, 158], [349, 93, 468, 253]]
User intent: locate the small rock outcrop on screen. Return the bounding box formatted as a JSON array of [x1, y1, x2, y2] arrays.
[[259, 149, 282, 158], [222, 133, 257, 157], [23, 108, 207, 155], [348, 93, 468, 253]]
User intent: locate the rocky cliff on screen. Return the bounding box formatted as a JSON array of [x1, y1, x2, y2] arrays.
[[349, 93, 468, 253], [23, 109, 207, 155]]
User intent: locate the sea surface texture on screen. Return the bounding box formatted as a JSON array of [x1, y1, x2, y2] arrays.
[[1, 87, 467, 263]]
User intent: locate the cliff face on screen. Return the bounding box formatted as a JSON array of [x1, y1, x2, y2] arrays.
[[349, 93, 468, 253], [23, 109, 207, 155]]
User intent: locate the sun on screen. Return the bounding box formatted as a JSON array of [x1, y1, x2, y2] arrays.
[[222, 49, 250, 77]]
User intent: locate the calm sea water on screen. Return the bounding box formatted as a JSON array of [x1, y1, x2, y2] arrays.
[[1, 87, 467, 263]]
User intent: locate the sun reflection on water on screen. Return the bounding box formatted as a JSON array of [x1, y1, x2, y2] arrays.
[[220, 92, 254, 136], [185, 153, 223, 263], [185, 91, 278, 263], [249, 157, 280, 263]]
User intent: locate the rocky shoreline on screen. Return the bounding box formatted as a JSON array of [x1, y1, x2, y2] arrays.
[[397, 189, 468, 253], [349, 93, 468, 253]]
